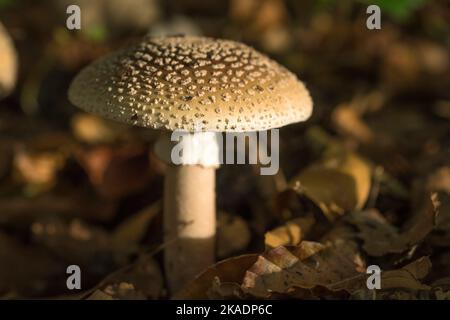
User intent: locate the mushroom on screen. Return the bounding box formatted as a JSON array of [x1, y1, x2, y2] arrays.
[[0, 21, 18, 99], [68, 36, 312, 292]]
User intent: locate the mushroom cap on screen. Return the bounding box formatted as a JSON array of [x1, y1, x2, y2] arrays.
[[69, 36, 312, 132], [0, 22, 18, 99]]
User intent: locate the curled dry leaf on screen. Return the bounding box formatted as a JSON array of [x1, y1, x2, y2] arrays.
[[264, 215, 315, 249], [290, 146, 372, 221], [347, 193, 439, 257], [351, 257, 432, 300], [241, 241, 364, 298], [380, 256, 431, 291], [217, 211, 251, 259]]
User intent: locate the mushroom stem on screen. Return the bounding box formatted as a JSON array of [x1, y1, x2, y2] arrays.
[[155, 131, 221, 293], [164, 164, 216, 293]]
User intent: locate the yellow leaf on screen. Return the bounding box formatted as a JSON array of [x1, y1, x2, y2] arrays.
[[291, 147, 372, 220]]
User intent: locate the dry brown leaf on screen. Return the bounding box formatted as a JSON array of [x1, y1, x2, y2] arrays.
[[290, 146, 372, 220], [350, 257, 432, 300], [347, 194, 439, 256], [381, 257, 431, 291], [241, 241, 364, 298]]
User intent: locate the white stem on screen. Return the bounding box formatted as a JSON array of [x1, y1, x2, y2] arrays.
[[155, 132, 220, 293]]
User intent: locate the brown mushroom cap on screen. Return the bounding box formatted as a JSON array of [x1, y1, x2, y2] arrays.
[[0, 22, 18, 98], [69, 36, 312, 132]]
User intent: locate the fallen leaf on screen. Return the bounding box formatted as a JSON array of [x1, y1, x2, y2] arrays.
[[264, 216, 315, 249], [290, 145, 372, 220], [241, 241, 363, 298], [347, 193, 439, 256], [381, 257, 431, 291]]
